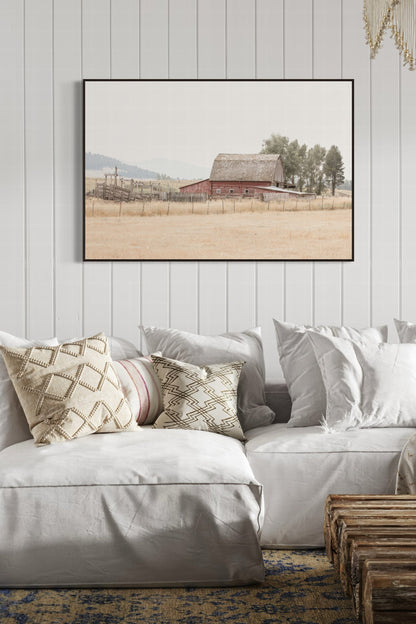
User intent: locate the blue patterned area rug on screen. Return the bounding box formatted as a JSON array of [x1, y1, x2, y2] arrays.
[[0, 550, 355, 624]]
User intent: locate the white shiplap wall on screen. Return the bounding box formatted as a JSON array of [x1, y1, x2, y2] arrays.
[[0, 0, 413, 379]]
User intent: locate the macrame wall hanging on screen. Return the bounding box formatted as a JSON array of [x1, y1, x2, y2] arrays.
[[363, 0, 416, 69]]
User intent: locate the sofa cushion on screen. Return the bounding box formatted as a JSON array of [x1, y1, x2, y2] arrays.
[[265, 381, 291, 423], [0, 430, 264, 587], [273, 319, 388, 428], [309, 332, 416, 431], [141, 325, 274, 431], [394, 318, 416, 343], [245, 423, 414, 548], [0, 334, 138, 446], [0, 331, 59, 452]]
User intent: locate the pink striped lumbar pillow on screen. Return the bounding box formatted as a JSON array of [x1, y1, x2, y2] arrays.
[[112, 356, 163, 425]]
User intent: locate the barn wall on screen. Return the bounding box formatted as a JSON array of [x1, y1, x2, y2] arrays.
[[179, 180, 211, 194], [0, 0, 414, 381], [211, 181, 272, 196]]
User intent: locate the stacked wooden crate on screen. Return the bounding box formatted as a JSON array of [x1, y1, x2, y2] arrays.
[[324, 494, 416, 623]]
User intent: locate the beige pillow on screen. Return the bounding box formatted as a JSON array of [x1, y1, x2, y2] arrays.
[[0, 333, 138, 446], [151, 355, 245, 441]]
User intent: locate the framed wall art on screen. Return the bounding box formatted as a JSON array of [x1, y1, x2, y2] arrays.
[[83, 79, 353, 261]]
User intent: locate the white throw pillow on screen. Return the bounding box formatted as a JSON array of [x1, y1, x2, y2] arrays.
[[140, 326, 274, 431], [64, 336, 142, 361], [0, 331, 59, 451], [394, 318, 416, 343], [273, 319, 388, 427], [309, 332, 416, 431]]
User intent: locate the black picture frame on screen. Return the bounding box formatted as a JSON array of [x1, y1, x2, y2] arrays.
[[83, 79, 354, 262]]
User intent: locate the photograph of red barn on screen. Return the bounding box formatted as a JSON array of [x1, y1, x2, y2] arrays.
[[179, 153, 285, 198], [84, 80, 352, 260]]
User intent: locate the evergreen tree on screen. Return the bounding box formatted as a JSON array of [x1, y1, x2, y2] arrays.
[[324, 145, 345, 196], [304, 145, 326, 194], [296, 143, 308, 191]]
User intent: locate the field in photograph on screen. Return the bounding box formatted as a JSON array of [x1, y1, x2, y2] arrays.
[[85, 206, 352, 260]]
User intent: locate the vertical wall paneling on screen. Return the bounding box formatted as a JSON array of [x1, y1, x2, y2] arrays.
[[54, 0, 83, 339], [25, 0, 55, 338], [111, 0, 142, 348], [3, 0, 416, 375], [168, 0, 198, 332], [140, 0, 169, 79], [197, 0, 228, 335], [169, 0, 197, 78], [197, 0, 226, 80], [82, 0, 112, 337], [283, 0, 314, 325], [370, 38, 400, 331], [312, 0, 343, 325], [256, 0, 284, 79], [255, 0, 285, 379], [0, 0, 25, 336], [140, 0, 170, 331], [226, 0, 257, 332], [341, 0, 371, 328], [400, 65, 416, 321], [226, 0, 256, 78]]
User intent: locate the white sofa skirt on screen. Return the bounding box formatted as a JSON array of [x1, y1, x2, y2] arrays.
[[246, 423, 415, 549], [0, 429, 264, 587]]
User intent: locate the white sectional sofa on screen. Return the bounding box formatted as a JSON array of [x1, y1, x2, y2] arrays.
[[0, 428, 264, 587], [253, 384, 414, 548], [1, 323, 415, 587], [1, 382, 410, 587]]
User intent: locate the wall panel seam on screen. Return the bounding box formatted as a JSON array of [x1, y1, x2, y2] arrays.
[[398, 57, 402, 319], [23, 0, 28, 337], [52, 0, 57, 337]]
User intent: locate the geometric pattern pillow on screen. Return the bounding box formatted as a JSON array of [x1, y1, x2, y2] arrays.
[[112, 355, 163, 425], [151, 355, 245, 441], [0, 333, 138, 446]]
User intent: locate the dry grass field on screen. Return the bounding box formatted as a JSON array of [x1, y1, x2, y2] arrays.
[[85, 207, 352, 260]]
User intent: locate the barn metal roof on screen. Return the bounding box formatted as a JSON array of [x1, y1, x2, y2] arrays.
[[255, 185, 315, 196], [210, 153, 283, 182]]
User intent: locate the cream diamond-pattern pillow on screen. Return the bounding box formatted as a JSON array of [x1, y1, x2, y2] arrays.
[[151, 355, 245, 441], [0, 333, 138, 446]]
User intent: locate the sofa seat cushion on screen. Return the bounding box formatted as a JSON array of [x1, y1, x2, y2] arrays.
[[245, 423, 415, 548], [0, 430, 264, 587]]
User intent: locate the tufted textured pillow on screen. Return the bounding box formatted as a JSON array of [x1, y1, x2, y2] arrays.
[[151, 355, 245, 441], [0, 333, 138, 446]]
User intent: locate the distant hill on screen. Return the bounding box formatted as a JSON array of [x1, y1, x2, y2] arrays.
[[85, 153, 160, 180]]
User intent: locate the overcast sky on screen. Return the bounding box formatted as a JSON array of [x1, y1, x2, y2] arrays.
[[85, 80, 352, 178]]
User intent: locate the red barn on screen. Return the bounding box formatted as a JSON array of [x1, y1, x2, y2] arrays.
[[179, 153, 285, 197]]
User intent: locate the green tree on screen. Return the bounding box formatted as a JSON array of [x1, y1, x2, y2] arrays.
[[285, 139, 302, 185], [261, 133, 289, 161], [324, 145, 345, 196], [305, 144, 326, 194], [296, 143, 308, 191]]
